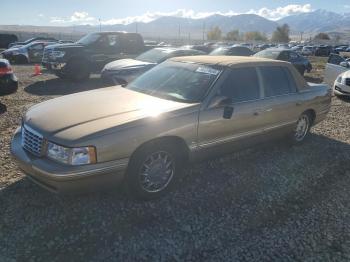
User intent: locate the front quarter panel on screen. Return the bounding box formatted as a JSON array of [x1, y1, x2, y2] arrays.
[[75, 105, 200, 163]]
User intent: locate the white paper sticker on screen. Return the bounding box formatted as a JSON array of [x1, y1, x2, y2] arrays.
[[196, 66, 220, 76]]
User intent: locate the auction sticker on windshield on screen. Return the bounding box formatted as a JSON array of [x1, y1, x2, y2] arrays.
[[196, 66, 220, 76]]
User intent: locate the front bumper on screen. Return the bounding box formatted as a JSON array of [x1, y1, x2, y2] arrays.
[[334, 84, 350, 96], [10, 128, 128, 194], [42, 61, 66, 71]]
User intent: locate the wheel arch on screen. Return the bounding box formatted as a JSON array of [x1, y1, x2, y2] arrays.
[[127, 136, 190, 170], [303, 109, 316, 125]]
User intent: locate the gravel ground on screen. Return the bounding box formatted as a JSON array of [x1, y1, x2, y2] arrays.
[[1, 62, 350, 261]]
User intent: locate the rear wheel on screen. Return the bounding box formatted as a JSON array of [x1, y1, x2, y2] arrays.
[[126, 143, 182, 200], [15, 55, 28, 64], [290, 112, 312, 144]]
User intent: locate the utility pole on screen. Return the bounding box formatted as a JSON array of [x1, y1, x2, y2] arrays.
[[135, 22, 138, 33], [202, 22, 206, 44], [300, 31, 304, 42], [99, 18, 102, 32]]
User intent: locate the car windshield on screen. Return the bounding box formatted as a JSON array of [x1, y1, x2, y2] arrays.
[[210, 47, 229, 55], [136, 48, 175, 63], [127, 61, 221, 103], [77, 33, 101, 45], [254, 50, 280, 59]]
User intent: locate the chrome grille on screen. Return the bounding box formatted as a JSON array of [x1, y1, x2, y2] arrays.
[[345, 78, 350, 87], [21, 125, 44, 156]]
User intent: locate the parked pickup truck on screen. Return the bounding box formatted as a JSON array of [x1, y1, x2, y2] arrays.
[[11, 56, 331, 199], [42, 32, 155, 81]]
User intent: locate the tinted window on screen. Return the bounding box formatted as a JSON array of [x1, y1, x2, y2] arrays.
[[219, 68, 260, 102], [278, 51, 289, 61], [328, 54, 345, 65], [260, 66, 296, 97], [289, 52, 298, 59]]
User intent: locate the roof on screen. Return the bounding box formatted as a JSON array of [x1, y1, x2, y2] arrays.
[[170, 55, 288, 68]]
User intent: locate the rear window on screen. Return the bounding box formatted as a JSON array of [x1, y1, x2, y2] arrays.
[[260, 66, 297, 97]]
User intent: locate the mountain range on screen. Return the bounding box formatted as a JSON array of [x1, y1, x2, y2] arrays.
[[1, 9, 350, 40]]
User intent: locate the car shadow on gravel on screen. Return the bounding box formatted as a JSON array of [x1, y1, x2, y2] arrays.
[[24, 76, 107, 96], [0, 102, 7, 114], [337, 96, 350, 103], [1, 133, 350, 261]]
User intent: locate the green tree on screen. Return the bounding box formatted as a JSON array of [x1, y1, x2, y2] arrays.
[[314, 33, 330, 40], [207, 26, 222, 41], [225, 30, 240, 41], [271, 24, 291, 43], [244, 31, 268, 42]]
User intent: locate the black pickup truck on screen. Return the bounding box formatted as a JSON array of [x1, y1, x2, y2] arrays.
[[42, 32, 154, 81]]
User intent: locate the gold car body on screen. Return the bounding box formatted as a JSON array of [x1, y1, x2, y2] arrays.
[[11, 56, 331, 193]]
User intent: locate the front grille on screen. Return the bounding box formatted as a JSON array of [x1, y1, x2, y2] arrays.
[[345, 78, 350, 87], [21, 125, 44, 156]]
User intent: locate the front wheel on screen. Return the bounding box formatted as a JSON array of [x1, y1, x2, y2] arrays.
[[66, 59, 90, 81], [290, 112, 312, 144], [126, 143, 181, 200]]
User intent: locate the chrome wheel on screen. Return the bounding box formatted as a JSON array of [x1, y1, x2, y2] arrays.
[[139, 151, 175, 193], [294, 114, 309, 142]]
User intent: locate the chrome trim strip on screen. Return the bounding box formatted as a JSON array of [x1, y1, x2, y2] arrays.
[[32, 158, 129, 180], [198, 120, 296, 149]]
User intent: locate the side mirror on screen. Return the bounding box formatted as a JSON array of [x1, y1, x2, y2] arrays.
[[340, 62, 350, 68], [209, 96, 232, 108]]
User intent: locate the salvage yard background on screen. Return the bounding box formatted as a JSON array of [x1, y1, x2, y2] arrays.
[[1, 57, 350, 261]]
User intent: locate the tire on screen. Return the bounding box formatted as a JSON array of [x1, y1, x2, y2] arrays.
[[126, 142, 183, 200], [15, 55, 28, 64], [66, 59, 90, 81], [289, 112, 312, 145]]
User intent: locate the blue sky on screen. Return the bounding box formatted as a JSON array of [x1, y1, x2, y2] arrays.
[[1, 0, 350, 26]]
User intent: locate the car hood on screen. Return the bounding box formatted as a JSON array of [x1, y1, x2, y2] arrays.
[[24, 86, 197, 142], [45, 43, 83, 50], [103, 59, 155, 71]]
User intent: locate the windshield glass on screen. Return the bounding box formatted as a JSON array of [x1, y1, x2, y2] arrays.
[[77, 33, 101, 45], [254, 50, 280, 59], [210, 47, 229, 55], [136, 48, 175, 63], [127, 61, 221, 103]]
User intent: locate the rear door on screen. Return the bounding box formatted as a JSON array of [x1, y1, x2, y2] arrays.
[[257, 66, 301, 135], [324, 54, 348, 86]]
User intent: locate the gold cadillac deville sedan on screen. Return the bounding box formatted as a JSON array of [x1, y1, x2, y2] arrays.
[[11, 56, 331, 199]]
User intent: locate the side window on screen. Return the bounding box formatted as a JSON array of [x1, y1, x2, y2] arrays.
[[219, 67, 260, 103], [328, 54, 345, 65], [122, 34, 143, 54], [260, 66, 296, 97], [30, 43, 44, 50], [106, 35, 119, 47]]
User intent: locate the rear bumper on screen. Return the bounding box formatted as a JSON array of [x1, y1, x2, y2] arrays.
[[0, 74, 18, 95], [10, 128, 128, 194]]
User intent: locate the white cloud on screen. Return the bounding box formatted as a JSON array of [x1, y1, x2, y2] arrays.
[[50, 11, 96, 24], [248, 4, 313, 20], [38, 14, 44, 18], [49, 5, 313, 25]]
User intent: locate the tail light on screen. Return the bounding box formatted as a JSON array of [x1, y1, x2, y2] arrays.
[[0, 66, 13, 76]]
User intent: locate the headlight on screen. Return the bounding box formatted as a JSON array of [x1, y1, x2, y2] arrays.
[[336, 76, 342, 84], [47, 142, 96, 165], [51, 50, 66, 58]]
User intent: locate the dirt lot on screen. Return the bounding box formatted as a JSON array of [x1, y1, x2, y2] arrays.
[[1, 59, 350, 261]]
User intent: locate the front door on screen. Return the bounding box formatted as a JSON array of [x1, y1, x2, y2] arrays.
[[197, 67, 266, 153]]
